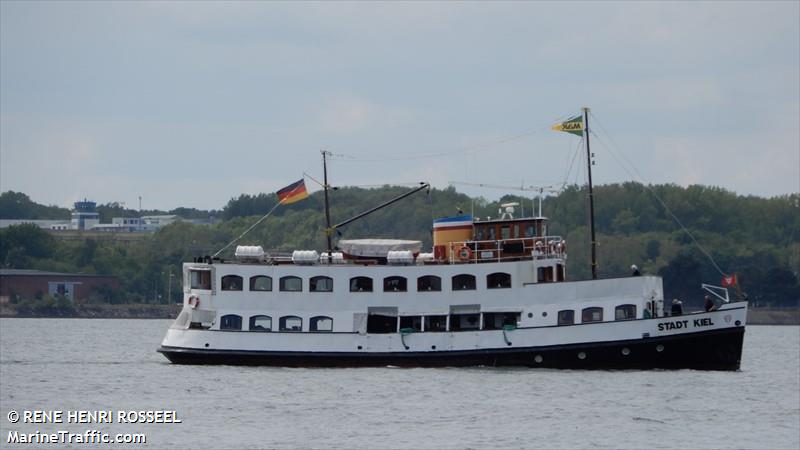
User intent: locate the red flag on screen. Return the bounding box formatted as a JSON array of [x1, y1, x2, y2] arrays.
[[276, 179, 309, 205], [721, 274, 738, 287]]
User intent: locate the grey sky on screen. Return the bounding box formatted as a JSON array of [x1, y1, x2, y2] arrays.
[[1, 1, 798, 211]]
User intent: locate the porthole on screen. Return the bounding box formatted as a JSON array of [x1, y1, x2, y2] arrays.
[[431, 345, 437, 350], [204, 343, 209, 348], [735, 320, 741, 326], [534, 355, 543, 363], [357, 345, 363, 350], [528, 313, 533, 318], [542, 311, 548, 317], [656, 344, 664, 352], [578, 351, 586, 360], [621, 347, 631, 356]]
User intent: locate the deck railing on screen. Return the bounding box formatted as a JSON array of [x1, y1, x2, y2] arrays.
[[447, 236, 566, 264]]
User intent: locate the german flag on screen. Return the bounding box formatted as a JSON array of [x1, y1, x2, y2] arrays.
[[276, 179, 309, 205]]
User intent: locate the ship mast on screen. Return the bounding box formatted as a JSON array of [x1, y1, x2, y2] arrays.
[[583, 107, 598, 280], [322, 150, 333, 257]]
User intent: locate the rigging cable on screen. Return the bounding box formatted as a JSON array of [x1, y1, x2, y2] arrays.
[[212, 200, 282, 258], [589, 112, 727, 277]]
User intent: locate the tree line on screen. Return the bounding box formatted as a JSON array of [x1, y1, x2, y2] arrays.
[[1, 184, 797, 309]]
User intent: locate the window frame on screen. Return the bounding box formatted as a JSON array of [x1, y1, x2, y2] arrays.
[[279, 276, 303, 292], [220, 314, 243, 330], [417, 275, 442, 292], [189, 269, 212, 290], [452, 274, 477, 291], [221, 275, 243, 291], [615, 304, 637, 321], [310, 276, 333, 292], [383, 276, 408, 292], [279, 315, 303, 332], [249, 315, 272, 331], [581, 307, 604, 323], [310, 316, 333, 332], [249, 275, 273, 292], [557, 310, 574, 326], [350, 276, 373, 292], [487, 272, 512, 289]]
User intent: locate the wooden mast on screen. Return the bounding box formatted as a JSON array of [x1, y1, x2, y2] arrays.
[[583, 107, 598, 280], [322, 150, 333, 257]]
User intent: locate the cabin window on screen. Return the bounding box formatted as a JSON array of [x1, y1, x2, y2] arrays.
[[279, 316, 303, 332], [249, 276, 272, 292], [524, 224, 536, 237], [452, 274, 476, 291], [556, 264, 565, 282], [476, 227, 485, 241], [450, 305, 480, 331], [582, 307, 603, 323], [220, 314, 242, 330], [417, 275, 441, 292], [537, 266, 554, 283], [450, 313, 480, 331], [350, 277, 373, 292], [279, 276, 302, 292], [487, 272, 512, 289], [399, 316, 422, 332], [190, 269, 211, 290], [501, 226, 510, 240], [367, 307, 398, 333], [487, 227, 496, 240], [483, 312, 520, 330], [424, 315, 447, 332], [310, 276, 333, 292], [557, 310, 574, 326], [615, 304, 637, 321], [249, 315, 272, 331], [310, 316, 333, 332], [384, 276, 407, 292], [221, 275, 243, 291]]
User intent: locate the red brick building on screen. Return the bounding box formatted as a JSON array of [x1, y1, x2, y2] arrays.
[[0, 269, 119, 303]]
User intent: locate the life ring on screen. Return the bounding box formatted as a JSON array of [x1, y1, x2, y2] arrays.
[[188, 296, 200, 309], [457, 246, 473, 261]]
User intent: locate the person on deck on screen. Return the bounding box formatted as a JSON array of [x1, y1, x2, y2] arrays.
[[671, 298, 683, 316], [631, 265, 641, 276], [704, 295, 717, 312]]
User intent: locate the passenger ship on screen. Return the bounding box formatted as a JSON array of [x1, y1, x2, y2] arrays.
[[158, 110, 747, 370]]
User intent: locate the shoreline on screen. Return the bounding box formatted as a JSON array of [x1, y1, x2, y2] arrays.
[[0, 304, 797, 324]]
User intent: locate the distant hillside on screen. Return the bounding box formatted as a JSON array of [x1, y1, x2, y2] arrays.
[[1, 184, 797, 309], [0, 191, 70, 219]]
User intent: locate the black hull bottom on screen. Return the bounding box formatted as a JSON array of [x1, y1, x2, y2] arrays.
[[158, 327, 745, 371]]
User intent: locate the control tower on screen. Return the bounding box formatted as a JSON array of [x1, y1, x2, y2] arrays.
[[71, 200, 100, 230]]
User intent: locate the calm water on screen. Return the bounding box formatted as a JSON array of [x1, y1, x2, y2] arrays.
[[0, 319, 798, 450]]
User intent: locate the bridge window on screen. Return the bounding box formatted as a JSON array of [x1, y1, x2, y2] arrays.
[[279, 276, 302, 292], [452, 274, 476, 291], [557, 310, 574, 326], [350, 277, 373, 292], [189, 269, 211, 290], [524, 224, 536, 237], [310, 316, 333, 332], [417, 275, 441, 292], [310, 276, 333, 292], [220, 314, 242, 330], [615, 304, 637, 321], [383, 276, 407, 292], [279, 316, 303, 332], [249, 315, 272, 331], [487, 272, 511, 289], [249, 276, 272, 292], [582, 307, 603, 323], [501, 226, 510, 240]]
